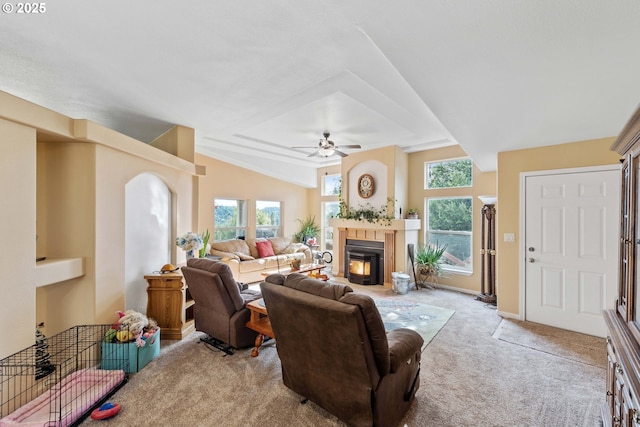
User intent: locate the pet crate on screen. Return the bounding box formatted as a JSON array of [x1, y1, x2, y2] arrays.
[[0, 324, 129, 427]]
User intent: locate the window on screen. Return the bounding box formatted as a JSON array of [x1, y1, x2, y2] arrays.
[[426, 158, 472, 189], [322, 201, 340, 251], [213, 199, 247, 241], [255, 200, 281, 238], [322, 174, 341, 196], [427, 197, 472, 273]]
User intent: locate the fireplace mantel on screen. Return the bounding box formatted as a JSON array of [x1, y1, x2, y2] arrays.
[[329, 218, 421, 231], [329, 218, 421, 287]]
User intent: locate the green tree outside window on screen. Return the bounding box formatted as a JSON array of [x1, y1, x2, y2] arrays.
[[427, 159, 472, 189]]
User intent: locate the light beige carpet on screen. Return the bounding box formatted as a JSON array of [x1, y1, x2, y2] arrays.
[[492, 318, 606, 368], [77, 286, 605, 427]]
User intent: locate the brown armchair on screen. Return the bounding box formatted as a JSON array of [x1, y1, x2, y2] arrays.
[[181, 258, 261, 350], [261, 273, 423, 427]]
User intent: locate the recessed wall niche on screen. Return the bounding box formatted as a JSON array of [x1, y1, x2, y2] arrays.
[[348, 160, 387, 208], [125, 173, 171, 314]]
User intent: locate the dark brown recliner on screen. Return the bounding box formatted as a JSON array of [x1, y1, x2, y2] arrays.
[[181, 258, 261, 349], [261, 273, 423, 427]]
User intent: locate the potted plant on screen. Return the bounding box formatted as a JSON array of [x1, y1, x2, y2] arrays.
[[415, 241, 447, 288], [294, 216, 321, 244], [406, 209, 419, 219]]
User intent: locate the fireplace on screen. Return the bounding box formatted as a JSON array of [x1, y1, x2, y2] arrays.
[[345, 239, 384, 285]]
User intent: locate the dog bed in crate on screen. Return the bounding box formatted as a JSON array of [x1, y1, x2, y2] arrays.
[[0, 368, 124, 427], [0, 325, 129, 427]]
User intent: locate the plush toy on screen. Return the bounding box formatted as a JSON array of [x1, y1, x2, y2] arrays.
[[104, 310, 158, 347], [91, 402, 121, 420], [143, 318, 159, 340]]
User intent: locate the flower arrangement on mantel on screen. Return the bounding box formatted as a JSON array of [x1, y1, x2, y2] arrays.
[[335, 197, 396, 226], [175, 230, 211, 258], [406, 209, 419, 219]]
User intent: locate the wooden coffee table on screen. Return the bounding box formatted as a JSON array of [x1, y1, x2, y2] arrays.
[[245, 299, 274, 357]]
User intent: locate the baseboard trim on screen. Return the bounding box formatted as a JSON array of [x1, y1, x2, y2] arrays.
[[429, 283, 478, 296], [424, 283, 523, 320], [496, 310, 522, 320]]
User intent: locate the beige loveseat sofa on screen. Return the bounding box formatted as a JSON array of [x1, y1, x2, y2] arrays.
[[209, 237, 311, 283]]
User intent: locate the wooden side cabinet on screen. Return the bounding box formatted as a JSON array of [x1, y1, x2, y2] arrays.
[[602, 311, 640, 427], [144, 272, 195, 340]]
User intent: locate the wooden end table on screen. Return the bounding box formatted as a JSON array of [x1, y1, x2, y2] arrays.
[[245, 299, 274, 357], [144, 272, 195, 340]]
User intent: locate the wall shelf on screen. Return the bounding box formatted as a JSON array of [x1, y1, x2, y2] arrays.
[[35, 257, 85, 287]]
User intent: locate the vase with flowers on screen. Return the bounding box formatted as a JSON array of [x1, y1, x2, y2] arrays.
[[198, 229, 211, 258], [175, 231, 204, 260]]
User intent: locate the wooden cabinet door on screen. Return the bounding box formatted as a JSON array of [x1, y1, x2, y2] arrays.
[[606, 343, 616, 419], [619, 156, 631, 320]]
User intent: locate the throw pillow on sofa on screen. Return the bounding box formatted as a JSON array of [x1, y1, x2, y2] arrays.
[[235, 252, 255, 261], [283, 243, 307, 254], [256, 240, 275, 258]]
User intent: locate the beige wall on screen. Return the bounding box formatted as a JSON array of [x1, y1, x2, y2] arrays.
[[408, 145, 496, 293], [0, 119, 37, 356], [496, 137, 621, 316], [95, 144, 195, 315], [36, 142, 97, 334], [195, 154, 312, 241], [34, 139, 197, 339], [0, 90, 198, 358], [342, 145, 408, 214]]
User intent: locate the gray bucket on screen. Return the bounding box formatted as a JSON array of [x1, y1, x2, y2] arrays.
[[392, 272, 410, 295]]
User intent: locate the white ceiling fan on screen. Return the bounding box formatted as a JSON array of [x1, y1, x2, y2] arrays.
[[293, 131, 362, 158]]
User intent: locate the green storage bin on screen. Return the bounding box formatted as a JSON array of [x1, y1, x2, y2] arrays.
[[101, 328, 160, 373]]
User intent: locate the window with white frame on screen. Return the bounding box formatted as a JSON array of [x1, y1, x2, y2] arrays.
[[213, 199, 247, 241], [322, 201, 340, 251], [426, 197, 473, 273], [322, 174, 341, 196], [255, 200, 281, 238]]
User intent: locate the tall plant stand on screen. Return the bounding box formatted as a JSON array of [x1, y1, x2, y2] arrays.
[[477, 196, 497, 305]]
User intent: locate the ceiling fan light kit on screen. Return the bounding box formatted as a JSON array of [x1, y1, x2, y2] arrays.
[[319, 147, 335, 157]]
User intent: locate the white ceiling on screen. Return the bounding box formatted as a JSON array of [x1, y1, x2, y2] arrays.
[[2, 1, 639, 187]]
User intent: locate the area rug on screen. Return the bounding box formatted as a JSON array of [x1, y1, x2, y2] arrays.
[[373, 298, 455, 350]]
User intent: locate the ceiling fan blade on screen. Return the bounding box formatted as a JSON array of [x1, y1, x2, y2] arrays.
[[292, 146, 318, 149], [337, 144, 361, 149], [307, 151, 321, 157], [334, 150, 348, 157]]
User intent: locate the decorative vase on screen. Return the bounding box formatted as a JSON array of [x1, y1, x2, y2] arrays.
[[186, 250, 194, 260]]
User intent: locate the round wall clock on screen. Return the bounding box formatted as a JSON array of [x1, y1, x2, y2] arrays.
[[358, 174, 375, 198]]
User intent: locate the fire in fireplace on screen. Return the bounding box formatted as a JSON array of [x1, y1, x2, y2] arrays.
[[345, 239, 384, 285], [348, 252, 378, 285]]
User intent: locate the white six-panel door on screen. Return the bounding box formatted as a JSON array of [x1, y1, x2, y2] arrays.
[[524, 169, 619, 337]]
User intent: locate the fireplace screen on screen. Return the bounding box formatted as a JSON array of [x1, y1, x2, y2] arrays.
[[349, 256, 371, 277], [347, 251, 379, 285]]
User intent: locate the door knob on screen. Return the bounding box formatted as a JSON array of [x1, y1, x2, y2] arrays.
[[528, 258, 535, 263]]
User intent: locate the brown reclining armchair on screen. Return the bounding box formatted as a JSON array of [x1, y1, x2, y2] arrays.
[[261, 273, 423, 427], [181, 258, 261, 350]]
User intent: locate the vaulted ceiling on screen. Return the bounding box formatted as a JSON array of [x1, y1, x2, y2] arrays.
[[2, 1, 639, 187]]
